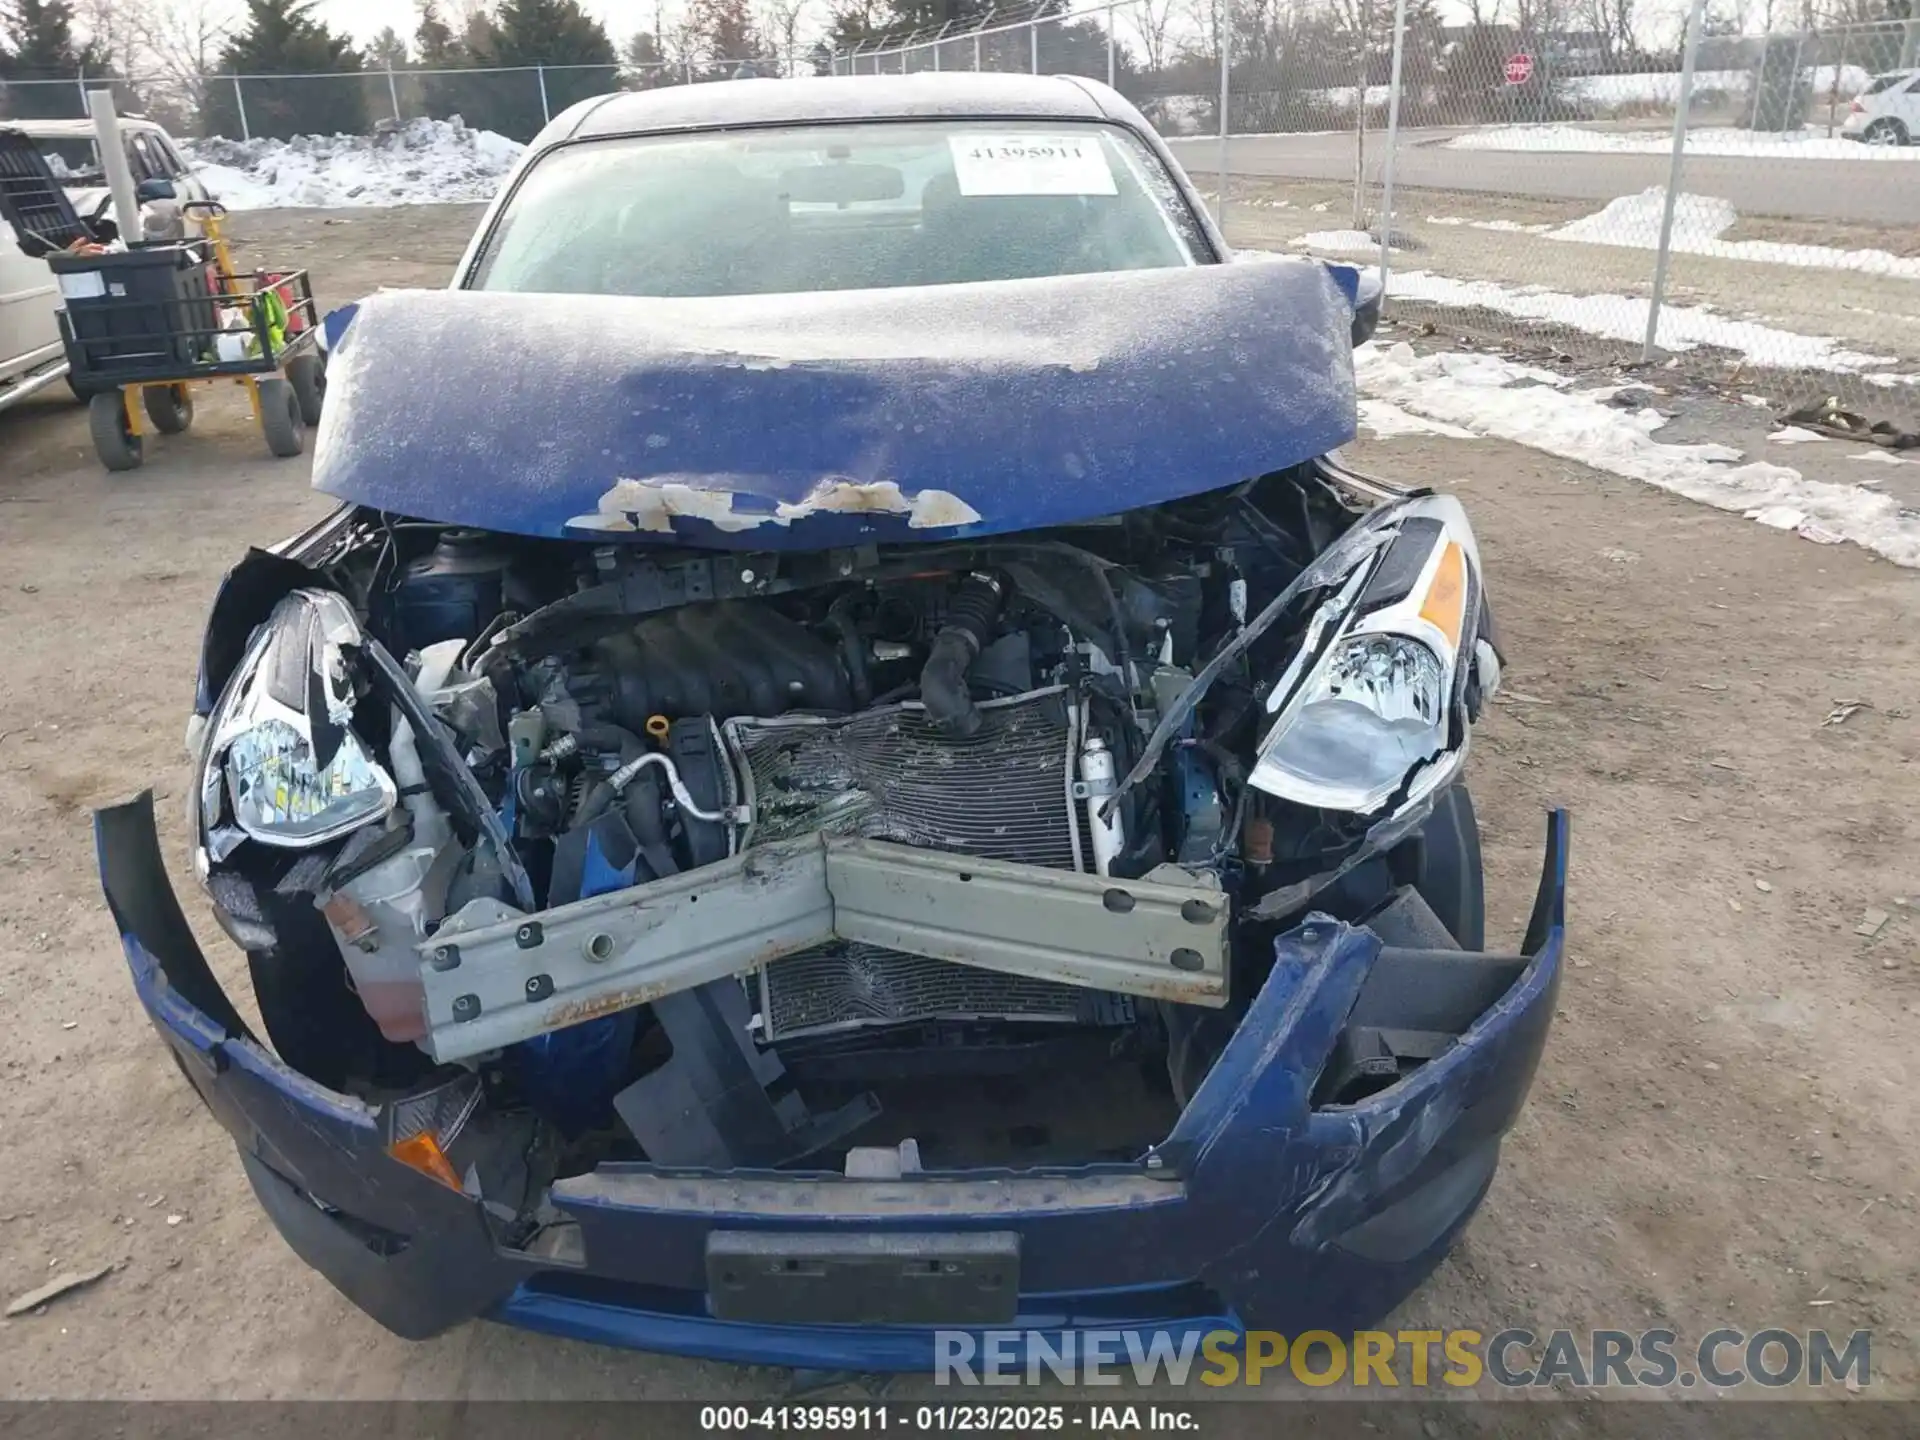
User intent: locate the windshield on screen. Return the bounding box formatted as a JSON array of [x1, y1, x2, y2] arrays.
[[470, 119, 1207, 298], [36, 136, 102, 182]]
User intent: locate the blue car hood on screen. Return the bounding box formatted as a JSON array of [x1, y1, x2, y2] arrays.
[[311, 261, 1358, 548]]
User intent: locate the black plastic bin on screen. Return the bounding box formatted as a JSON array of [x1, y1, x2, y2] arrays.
[[51, 243, 216, 380], [0, 127, 91, 254]]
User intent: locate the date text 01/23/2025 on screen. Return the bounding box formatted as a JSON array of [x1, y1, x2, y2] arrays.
[[699, 1405, 1200, 1432]]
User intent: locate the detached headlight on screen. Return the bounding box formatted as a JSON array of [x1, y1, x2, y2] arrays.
[[202, 589, 397, 851], [226, 716, 395, 846], [1252, 498, 1478, 815]]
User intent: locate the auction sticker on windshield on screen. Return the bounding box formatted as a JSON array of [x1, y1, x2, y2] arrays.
[[949, 134, 1118, 196]]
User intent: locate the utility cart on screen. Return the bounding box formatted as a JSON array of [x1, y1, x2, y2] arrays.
[[55, 200, 325, 471]]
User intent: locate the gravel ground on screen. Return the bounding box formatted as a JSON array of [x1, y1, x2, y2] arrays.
[[0, 206, 1915, 1412]]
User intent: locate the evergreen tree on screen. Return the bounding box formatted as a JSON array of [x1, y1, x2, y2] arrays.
[[415, 0, 462, 65], [367, 26, 410, 72], [202, 0, 367, 140], [0, 0, 112, 119], [413, 0, 482, 124], [686, 0, 770, 77], [1031, 1, 1130, 87], [823, 0, 888, 59], [623, 30, 678, 89], [825, 0, 988, 60], [474, 0, 618, 139]]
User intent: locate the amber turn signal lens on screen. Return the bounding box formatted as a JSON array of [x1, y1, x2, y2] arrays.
[[388, 1131, 462, 1191], [1418, 540, 1467, 651]]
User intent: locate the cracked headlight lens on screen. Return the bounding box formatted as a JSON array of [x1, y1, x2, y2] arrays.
[[1253, 635, 1448, 812], [225, 717, 394, 847], [1252, 503, 1478, 815]]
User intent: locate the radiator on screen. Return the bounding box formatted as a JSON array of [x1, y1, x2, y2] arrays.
[[724, 689, 1111, 1040]]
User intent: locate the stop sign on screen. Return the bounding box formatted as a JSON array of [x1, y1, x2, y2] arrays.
[[1504, 52, 1534, 85]]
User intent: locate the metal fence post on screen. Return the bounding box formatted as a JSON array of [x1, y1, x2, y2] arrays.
[[1644, 0, 1705, 361], [537, 64, 551, 124], [1215, 0, 1230, 227], [233, 75, 252, 142], [973, 33, 982, 71], [1031, 22, 1039, 74], [1107, 11, 1116, 88], [1351, 0, 1369, 231], [385, 67, 402, 123], [1377, 0, 1409, 295], [1827, 25, 1852, 137]]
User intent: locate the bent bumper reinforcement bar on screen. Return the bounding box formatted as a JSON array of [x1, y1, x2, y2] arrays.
[[422, 835, 1231, 1063]]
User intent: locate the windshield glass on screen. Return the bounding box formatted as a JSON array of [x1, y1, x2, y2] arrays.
[[36, 136, 102, 181], [470, 119, 1205, 297]]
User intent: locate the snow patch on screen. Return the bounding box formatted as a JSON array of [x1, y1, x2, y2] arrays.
[[1385, 268, 1895, 373], [1447, 122, 1917, 161], [1768, 426, 1828, 444], [1292, 229, 1376, 253], [1355, 341, 1920, 567], [1426, 215, 1553, 234], [1358, 398, 1478, 439], [1548, 187, 1920, 280], [182, 116, 524, 211]]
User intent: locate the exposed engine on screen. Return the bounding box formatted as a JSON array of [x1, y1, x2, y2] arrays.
[[196, 465, 1492, 1169], [423, 541, 1213, 1049]]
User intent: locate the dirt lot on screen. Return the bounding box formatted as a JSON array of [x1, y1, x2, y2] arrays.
[[1, 205, 1917, 1406]]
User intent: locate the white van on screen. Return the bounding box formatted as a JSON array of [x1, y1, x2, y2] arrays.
[[1, 117, 214, 413]]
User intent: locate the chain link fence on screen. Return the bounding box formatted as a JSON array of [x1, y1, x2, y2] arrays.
[[838, 2, 1920, 426], [4, 16, 1916, 423], [0, 61, 732, 143]]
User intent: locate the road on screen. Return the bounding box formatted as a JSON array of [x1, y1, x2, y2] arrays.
[[1166, 127, 1920, 225]]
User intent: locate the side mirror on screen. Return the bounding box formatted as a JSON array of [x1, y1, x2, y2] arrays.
[[1351, 266, 1383, 347], [135, 177, 177, 204]]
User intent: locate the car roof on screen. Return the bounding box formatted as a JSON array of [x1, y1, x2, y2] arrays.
[[566, 73, 1123, 142]]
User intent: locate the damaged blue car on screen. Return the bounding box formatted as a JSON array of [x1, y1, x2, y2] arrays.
[[96, 74, 1566, 1368]]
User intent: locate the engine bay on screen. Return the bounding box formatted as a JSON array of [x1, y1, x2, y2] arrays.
[[194, 462, 1496, 1173]]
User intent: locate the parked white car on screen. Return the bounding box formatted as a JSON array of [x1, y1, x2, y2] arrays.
[[1841, 68, 1919, 146], [1, 116, 214, 413]]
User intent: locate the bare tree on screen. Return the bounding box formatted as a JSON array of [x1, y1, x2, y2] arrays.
[[77, 0, 143, 73], [1128, 0, 1179, 73], [1180, 0, 1226, 64], [755, 0, 817, 74], [1508, 0, 1566, 42], [1579, 0, 1638, 63], [84, 0, 233, 122]]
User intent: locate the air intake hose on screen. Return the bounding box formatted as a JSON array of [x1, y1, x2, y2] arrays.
[[919, 571, 1008, 737]]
